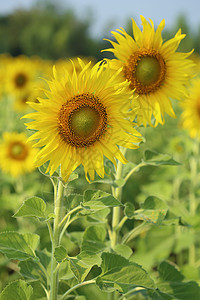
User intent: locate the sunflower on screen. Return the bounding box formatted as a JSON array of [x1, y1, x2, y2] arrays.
[[5, 55, 40, 97], [103, 15, 194, 126], [23, 59, 142, 182], [181, 77, 200, 138], [0, 132, 38, 177], [54, 56, 96, 79]]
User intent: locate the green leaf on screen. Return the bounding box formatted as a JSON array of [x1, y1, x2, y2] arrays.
[[19, 260, 45, 283], [65, 194, 83, 211], [82, 190, 121, 210], [159, 261, 184, 282], [68, 172, 79, 183], [112, 178, 126, 188], [97, 252, 155, 293], [0, 280, 33, 300], [79, 225, 107, 266], [124, 202, 135, 219], [113, 244, 132, 259], [157, 261, 200, 300], [86, 208, 110, 223], [19, 250, 51, 286], [0, 232, 38, 261], [14, 197, 46, 218], [30, 281, 46, 300], [134, 196, 168, 224], [143, 150, 180, 166], [69, 257, 92, 282], [54, 246, 68, 263], [23, 233, 40, 251]]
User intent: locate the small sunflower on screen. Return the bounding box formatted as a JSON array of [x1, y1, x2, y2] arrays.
[[0, 132, 38, 177], [23, 59, 142, 181], [181, 77, 200, 138], [5, 55, 40, 97], [103, 15, 194, 126]]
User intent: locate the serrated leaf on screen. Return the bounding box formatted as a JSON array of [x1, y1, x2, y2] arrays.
[[143, 150, 180, 166], [54, 246, 67, 263], [82, 190, 121, 210], [134, 196, 168, 224], [14, 197, 46, 218], [0, 280, 33, 300], [0, 232, 37, 261], [97, 252, 155, 293]]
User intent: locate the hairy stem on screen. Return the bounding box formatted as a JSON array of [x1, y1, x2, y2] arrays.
[[111, 149, 126, 247], [50, 178, 64, 300]]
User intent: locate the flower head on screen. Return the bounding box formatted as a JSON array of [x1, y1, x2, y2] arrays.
[[181, 77, 200, 139], [23, 59, 142, 181], [0, 132, 38, 177], [103, 16, 194, 126]]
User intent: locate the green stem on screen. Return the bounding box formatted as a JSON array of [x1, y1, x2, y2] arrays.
[[124, 162, 146, 182], [59, 205, 82, 227], [111, 149, 126, 248], [122, 222, 149, 244], [61, 279, 95, 300], [50, 178, 64, 300]]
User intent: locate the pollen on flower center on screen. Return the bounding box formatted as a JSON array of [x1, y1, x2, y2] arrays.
[[124, 49, 166, 95], [58, 93, 108, 147], [9, 142, 28, 160]]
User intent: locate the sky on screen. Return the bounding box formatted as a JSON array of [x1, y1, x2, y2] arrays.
[[1, 0, 200, 38]]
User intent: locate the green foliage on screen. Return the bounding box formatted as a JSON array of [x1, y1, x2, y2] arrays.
[[96, 252, 155, 293], [0, 280, 33, 300], [13, 197, 46, 218], [151, 261, 200, 300], [0, 232, 39, 261], [82, 189, 122, 210]]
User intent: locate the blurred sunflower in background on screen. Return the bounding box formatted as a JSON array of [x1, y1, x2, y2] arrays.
[[103, 15, 194, 127], [181, 77, 200, 139], [23, 58, 142, 182], [0, 132, 38, 177], [4, 56, 36, 97]]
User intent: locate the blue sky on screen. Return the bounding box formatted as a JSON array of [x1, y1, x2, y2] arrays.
[[1, 0, 200, 38]]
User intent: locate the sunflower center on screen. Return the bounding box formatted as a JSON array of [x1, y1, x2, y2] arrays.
[[70, 107, 100, 138], [124, 49, 166, 95], [15, 73, 27, 87], [58, 93, 108, 147], [9, 142, 28, 160], [135, 56, 161, 86]]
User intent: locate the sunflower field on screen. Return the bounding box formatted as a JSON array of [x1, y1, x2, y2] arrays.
[[1, 2, 200, 300]]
